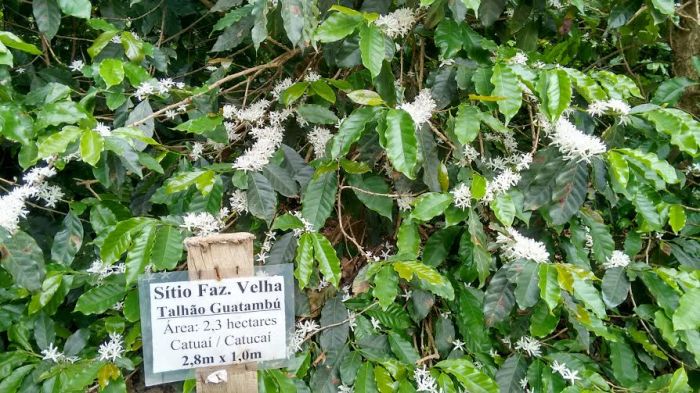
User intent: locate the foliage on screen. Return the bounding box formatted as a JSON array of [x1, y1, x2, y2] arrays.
[[0, 0, 699, 392]]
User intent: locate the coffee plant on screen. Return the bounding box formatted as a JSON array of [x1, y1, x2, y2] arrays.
[[0, 0, 699, 392]]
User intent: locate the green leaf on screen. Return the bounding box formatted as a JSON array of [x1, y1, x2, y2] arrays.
[[496, 354, 528, 393], [651, 0, 675, 15], [384, 109, 419, 179], [514, 261, 540, 310], [606, 150, 629, 189], [329, 107, 378, 159], [668, 368, 692, 393], [397, 221, 421, 259], [33, 0, 61, 40], [374, 366, 393, 393], [319, 295, 349, 351], [315, 12, 362, 42], [580, 208, 614, 264], [174, 115, 223, 134], [100, 218, 149, 263], [490, 193, 515, 226], [423, 226, 461, 267], [373, 265, 399, 309], [347, 174, 393, 220], [490, 63, 522, 124], [538, 264, 561, 311], [150, 225, 183, 270], [296, 104, 338, 124], [124, 224, 156, 285], [673, 288, 700, 331], [247, 172, 277, 224], [668, 204, 686, 233], [572, 276, 606, 319], [410, 192, 452, 221], [0, 230, 46, 291], [263, 163, 299, 197], [28, 274, 63, 314], [388, 332, 420, 365], [213, 4, 254, 31], [51, 212, 83, 266], [74, 280, 126, 314], [37, 101, 87, 127], [0, 105, 35, 145], [436, 359, 499, 393], [311, 232, 341, 287], [537, 68, 572, 121], [546, 161, 588, 225], [0, 365, 34, 393], [302, 170, 338, 231], [601, 267, 629, 308], [57, 0, 91, 18], [470, 173, 487, 200], [435, 19, 463, 59], [0, 32, 42, 55], [393, 261, 454, 300], [121, 31, 144, 62], [359, 24, 385, 78], [454, 104, 480, 145], [638, 110, 699, 157], [652, 77, 697, 106], [80, 129, 104, 166], [280, 82, 308, 105], [483, 268, 515, 327], [311, 80, 336, 103], [99, 58, 124, 87], [355, 363, 378, 393], [294, 232, 314, 289], [347, 90, 385, 106], [633, 190, 663, 230], [609, 339, 639, 387]]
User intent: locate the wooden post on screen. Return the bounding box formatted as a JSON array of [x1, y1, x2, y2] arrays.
[[184, 233, 258, 393]]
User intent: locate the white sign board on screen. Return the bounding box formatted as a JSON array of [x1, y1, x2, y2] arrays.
[[148, 275, 287, 374]]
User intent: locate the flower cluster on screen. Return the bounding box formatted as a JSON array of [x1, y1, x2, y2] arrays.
[[134, 78, 184, 101], [98, 332, 124, 362], [508, 52, 528, 65], [374, 8, 417, 39], [399, 89, 436, 128], [291, 211, 315, 236], [223, 100, 271, 125], [514, 335, 542, 357], [41, 343, 78, 363], [291, 320, 319, 353], [181, 209, 228, 236], [548, 118, 607, 162], [229, 190, 248, 214], [552, 360, 582, 385], [271, 78, 293, 100], [451, 183, 471, 210], [69, 59, 84, 72], [1, 165, 63, 233], [307, 126, 333, 159], [484, 168, 521, 202], [86, 260, 126, 280], [603, 250, 631, 269], [587, 99, 631, 117], [414, 366, 439, 393], [497, 228, 550, 264], [256, 231, 275, 264]]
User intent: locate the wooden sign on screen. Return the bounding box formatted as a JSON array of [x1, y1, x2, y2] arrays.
[[139, 233, 293, 393]]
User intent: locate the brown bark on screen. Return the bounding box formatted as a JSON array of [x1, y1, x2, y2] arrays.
[[671, 0, 700, 115]]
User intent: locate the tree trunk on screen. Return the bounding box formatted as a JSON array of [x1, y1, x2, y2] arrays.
[[671, 0, 700, 115]]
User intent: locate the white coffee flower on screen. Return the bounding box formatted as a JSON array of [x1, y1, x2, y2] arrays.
[[190, 142, 204, 160], [515, 336, 542, 357], [338, 385, 353, 393], [452, 339, 465, 351], [397, 194, 414, 211], [399, 89, 436, 128], [271, 78, 293, 100], [451, 183, 471, 210], [110, 35, 122, 44], [484, 169, 521, 202], [229, 190, 248, 214], [370, 316, 381, 330], [603, 250, 631, 269], [98, 332, 124, 362], [69, 60, 84, 72], [374, 8, 417, 39], [235, 99, 271, 124], [548, 118, 606, 162], [164, 109, 177, 119], [304, 71, 321, 82], [134, 81, 155, 101], [181, 212, 225, 236], [509, 52, 528, 65], [94, 122, 112, 137], [587, 99, 631, 117], [497, 228, 550, 264], [414, 365, 439, 393], [23, 166, 57, 184], [41, 343, 65, 363], [307, 126, 332, 159], [36, 184, 64, 208], [232, 124, 284, 171]]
